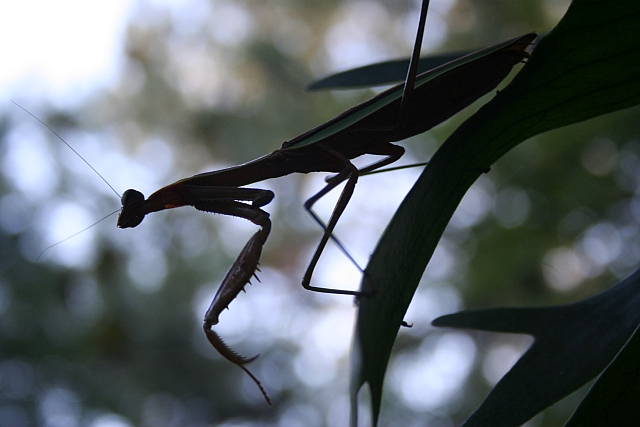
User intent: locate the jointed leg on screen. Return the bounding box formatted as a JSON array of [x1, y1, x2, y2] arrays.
[[186, 185, 274, 207], [196, 200, 272, 324], [303, 157, 360, 295], [203, 215, 271, 324], [201, 222, 272, 405], [300, 3, 430, 293], [193, 198, 273, 404], [302, 144, 405, 295]]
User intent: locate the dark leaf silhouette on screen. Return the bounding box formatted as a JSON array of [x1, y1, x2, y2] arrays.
[[307, 51, 471, 90], [564, 321, 640, 426], [351, 0, 640, 424], [433, 267, 640, 426]]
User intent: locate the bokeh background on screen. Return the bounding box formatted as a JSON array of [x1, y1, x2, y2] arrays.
[[2, 0, 639, 426]]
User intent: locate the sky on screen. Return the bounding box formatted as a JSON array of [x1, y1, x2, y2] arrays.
[[0, 0, 135, 105], [0, 0, 447, 107]]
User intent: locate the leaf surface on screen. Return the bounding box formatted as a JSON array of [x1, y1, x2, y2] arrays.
[[307, 51, 471, 90], [350, 0, 640, 424], [433, 268, 640, 426]]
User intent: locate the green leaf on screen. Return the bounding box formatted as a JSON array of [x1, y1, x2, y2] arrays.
[[432, 267, 640, 426], [306, 51, 472, 90], [350, 0, 640, 425], [564, 318, 640, 427]]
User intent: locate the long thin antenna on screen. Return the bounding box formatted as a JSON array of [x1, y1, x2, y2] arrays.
[[37, 209, 121, 261], [11, 100, 121, 199]]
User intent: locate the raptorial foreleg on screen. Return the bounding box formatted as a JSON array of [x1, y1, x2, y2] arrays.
[[194, 198, 273, 404], [204, 221, 271, 325]]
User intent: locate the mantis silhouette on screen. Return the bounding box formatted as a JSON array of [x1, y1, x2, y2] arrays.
[[25, 0, 537, 405], [117, 27, 536, 402]]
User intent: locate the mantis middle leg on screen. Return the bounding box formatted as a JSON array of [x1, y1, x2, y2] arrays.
[[300, 0, 429, 295], [302, 143, 404, 295]]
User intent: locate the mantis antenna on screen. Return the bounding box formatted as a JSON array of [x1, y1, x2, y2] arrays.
[[36, 209, 121, 260], [11, 100, 121, 199], [12, 100, 123, 259]]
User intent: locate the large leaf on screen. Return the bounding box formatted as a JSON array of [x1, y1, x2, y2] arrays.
[[564, 316, 640, 426], [306, 51, 472, 90], [350, 0, 640, 425], [432, 267, 640, 426]]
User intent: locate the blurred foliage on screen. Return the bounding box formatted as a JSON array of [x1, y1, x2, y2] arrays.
[[0, 0, 637, 426]]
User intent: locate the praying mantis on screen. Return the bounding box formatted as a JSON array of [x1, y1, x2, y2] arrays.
[[24, 0, 537, 405]]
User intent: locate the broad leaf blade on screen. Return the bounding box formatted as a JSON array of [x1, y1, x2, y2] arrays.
[[564, 321, 640, 427], [307, 51, 471, 90], [350, 0, 640, 425], [433, 267, 640, 426]]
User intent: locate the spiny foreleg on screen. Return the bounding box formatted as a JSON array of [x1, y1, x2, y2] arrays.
[[203, 224, 271, 404], [194, 197, 272, 403], [204, 221, 270, 325]]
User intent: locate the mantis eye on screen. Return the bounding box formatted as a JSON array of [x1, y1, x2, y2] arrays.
[[121, 189, 145, 207], [118, 189, 146, 228]]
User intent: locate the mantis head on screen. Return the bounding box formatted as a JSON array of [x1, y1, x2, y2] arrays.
[[117, 189, 146, 228]]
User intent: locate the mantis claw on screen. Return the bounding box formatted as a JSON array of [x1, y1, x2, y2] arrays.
[[203, 325, 272, 405]]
